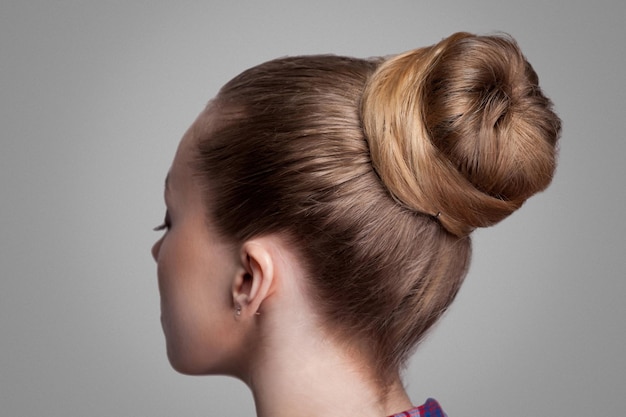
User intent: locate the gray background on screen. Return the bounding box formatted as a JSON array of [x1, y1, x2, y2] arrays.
[[1, 1, 624, 416]]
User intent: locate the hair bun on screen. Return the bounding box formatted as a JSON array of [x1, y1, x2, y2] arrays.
[[361, 32, 561, 237]]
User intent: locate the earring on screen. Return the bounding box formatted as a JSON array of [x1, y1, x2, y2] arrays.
[[235, 305, 242, 316]]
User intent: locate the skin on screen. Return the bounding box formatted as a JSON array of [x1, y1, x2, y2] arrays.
[[152, 106, 414, 417]]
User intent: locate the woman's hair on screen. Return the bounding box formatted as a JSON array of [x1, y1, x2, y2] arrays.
[[193, 32, 560, 380]]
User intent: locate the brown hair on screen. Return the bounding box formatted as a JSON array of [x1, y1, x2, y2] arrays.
[[193, 33, 560, 380], [362, 32, 560, 237]]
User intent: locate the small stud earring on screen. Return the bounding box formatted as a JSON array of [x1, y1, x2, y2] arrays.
[[235, 306, 242, 316]]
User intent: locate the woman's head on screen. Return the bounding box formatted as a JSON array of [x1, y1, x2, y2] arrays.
[[163, 32, 560, 381]]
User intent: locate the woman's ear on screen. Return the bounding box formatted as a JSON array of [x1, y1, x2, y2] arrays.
[[232, 239, 275, 319]]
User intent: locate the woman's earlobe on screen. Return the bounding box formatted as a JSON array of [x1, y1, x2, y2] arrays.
[[233, 295, 261, 319]]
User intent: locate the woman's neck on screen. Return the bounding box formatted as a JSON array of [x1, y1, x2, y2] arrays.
[[241, 319, 413, 417], [230, 252, 414, 417]]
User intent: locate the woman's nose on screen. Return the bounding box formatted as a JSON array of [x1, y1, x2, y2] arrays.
[[151, 238, 163, 261]]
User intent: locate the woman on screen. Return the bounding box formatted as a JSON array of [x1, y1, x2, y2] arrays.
[[152, 32, 560, 417]]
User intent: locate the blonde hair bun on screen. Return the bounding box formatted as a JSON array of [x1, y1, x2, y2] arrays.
[[361, 32, 561, 237]]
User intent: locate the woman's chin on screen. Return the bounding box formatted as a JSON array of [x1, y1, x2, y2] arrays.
[[166, 348, 204, 375]]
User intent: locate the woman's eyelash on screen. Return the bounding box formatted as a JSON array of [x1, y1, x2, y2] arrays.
[[153, 211, 171, 231], [153, 223, 167, 232]]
